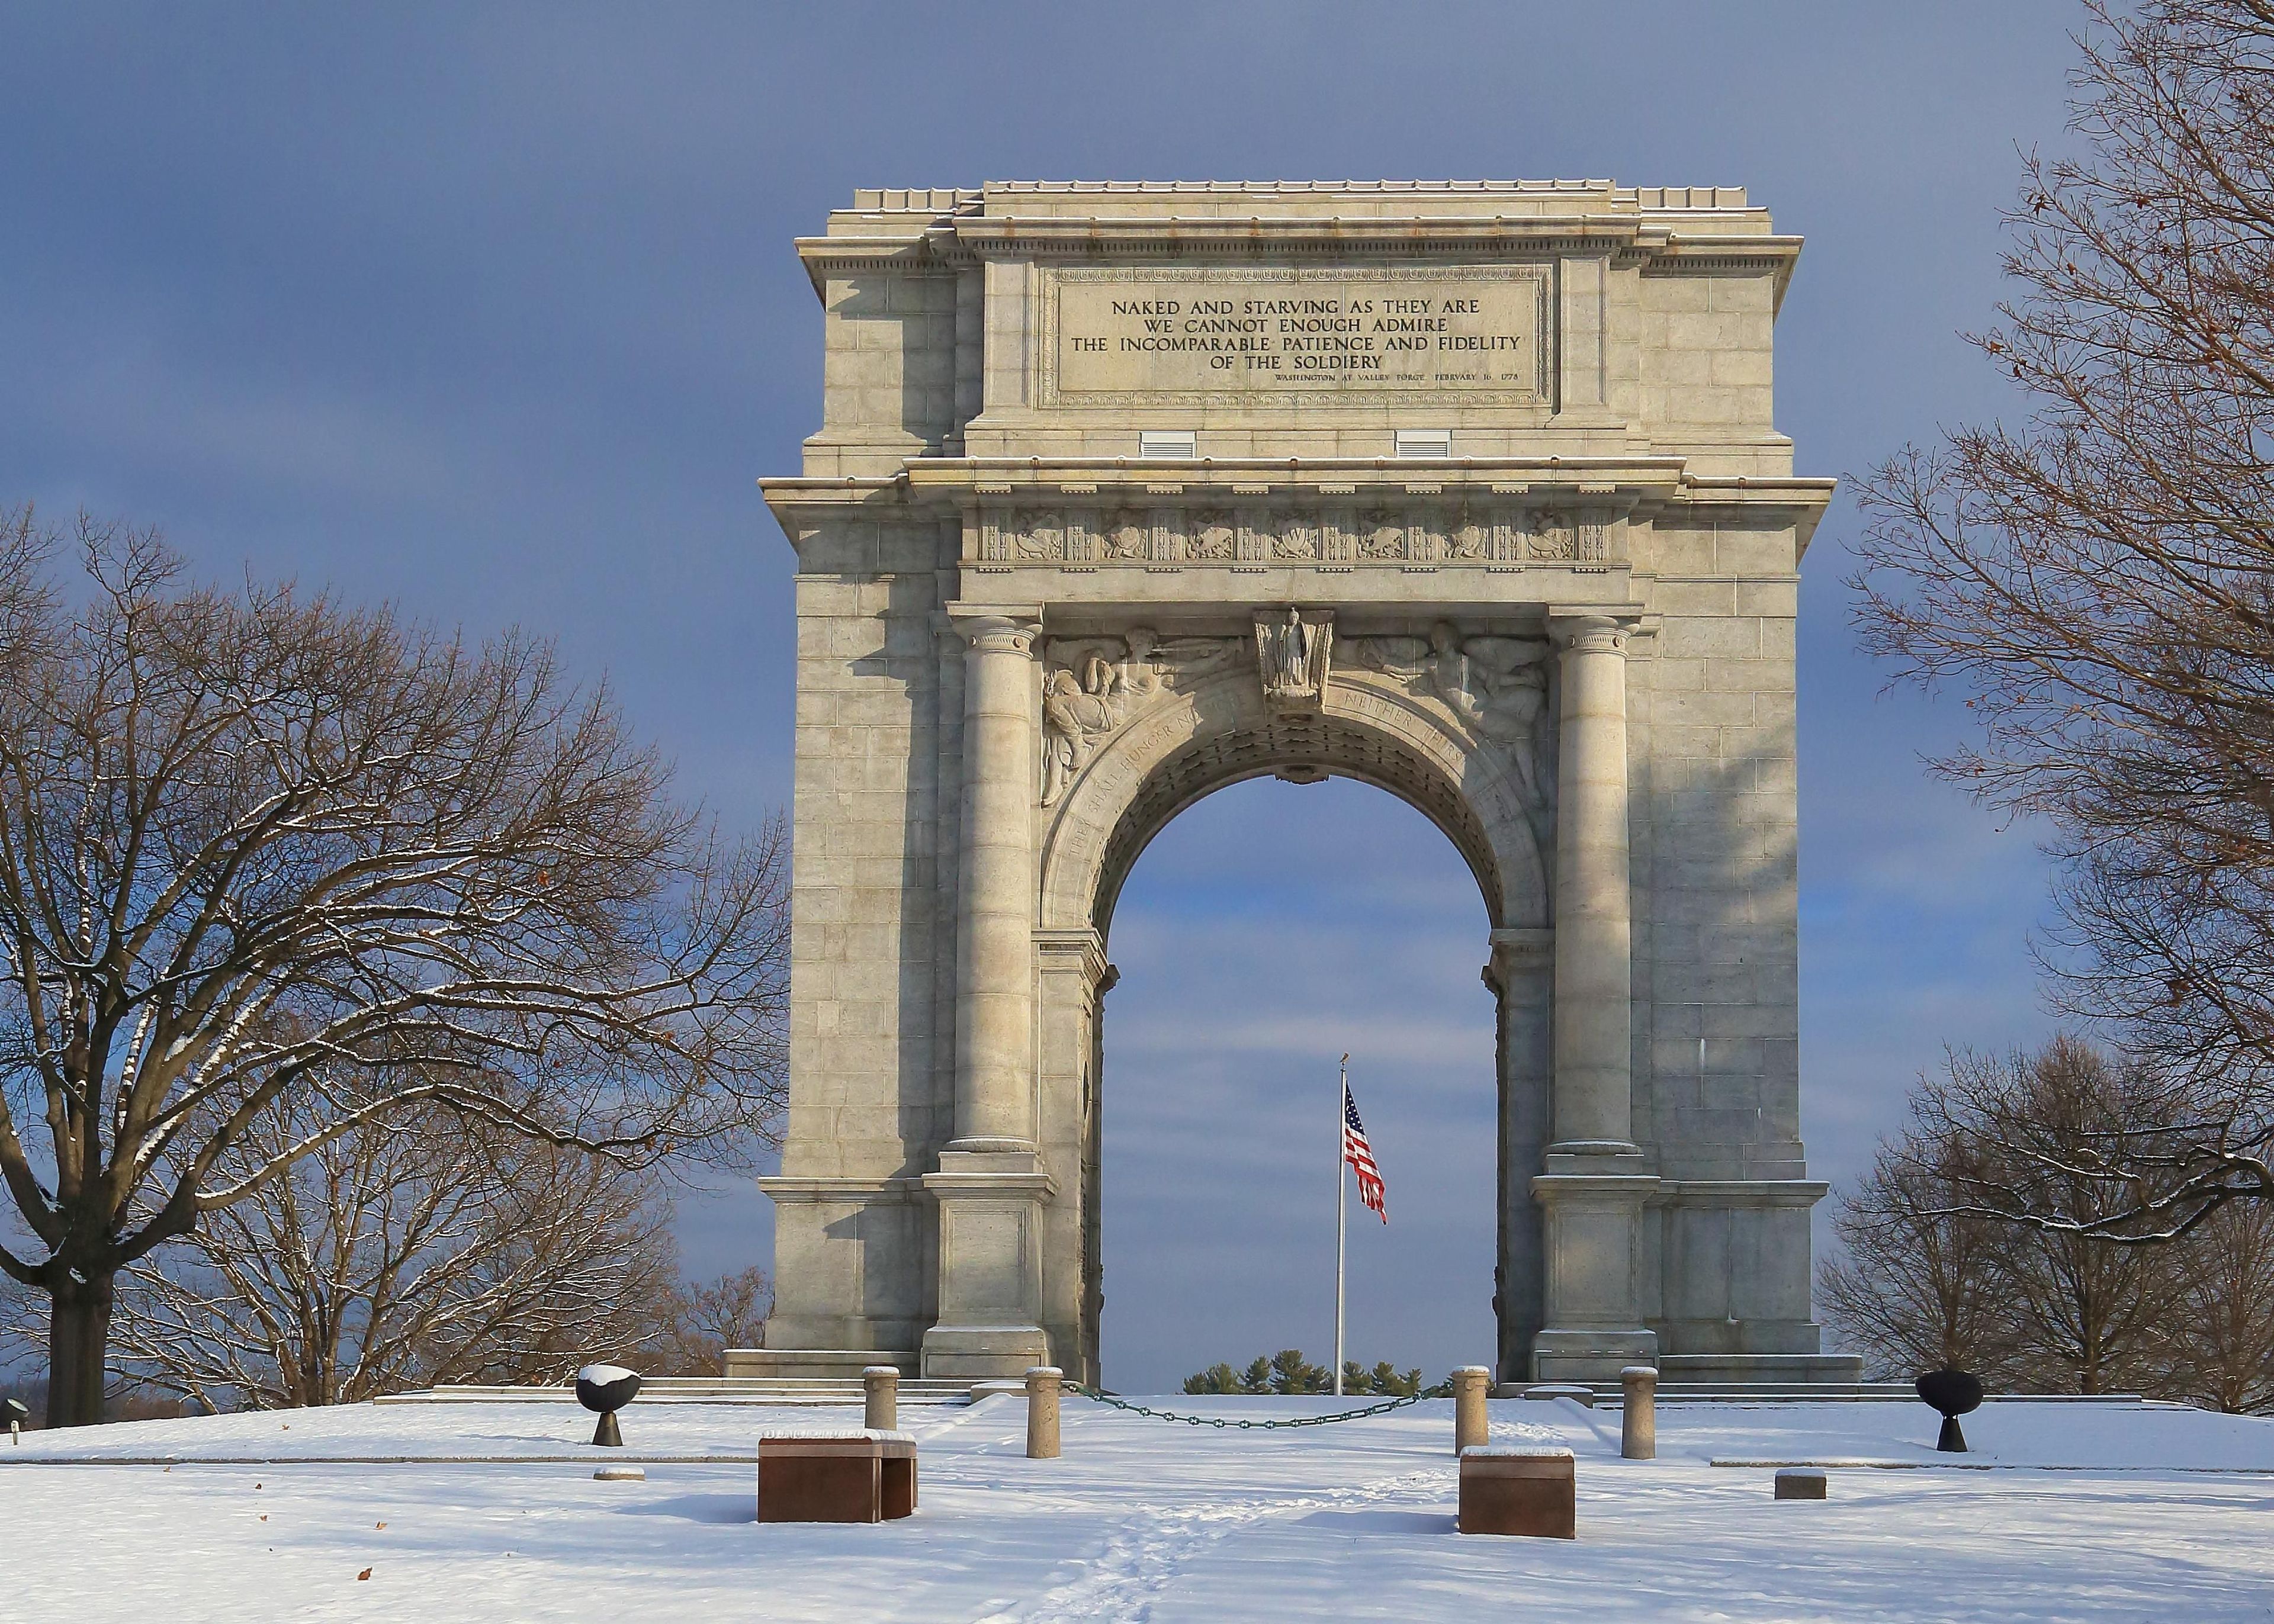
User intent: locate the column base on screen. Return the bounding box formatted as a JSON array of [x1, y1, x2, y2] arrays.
[[1531, 1152, 1658, 1385], [923, 1149, 1056, 1382], [1531, 1327, 1660, 1385], [920, 1324, 1051, 1381]]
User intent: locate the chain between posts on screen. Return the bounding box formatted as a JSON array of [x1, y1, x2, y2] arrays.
[[1065, 1381, 1453, 1429]]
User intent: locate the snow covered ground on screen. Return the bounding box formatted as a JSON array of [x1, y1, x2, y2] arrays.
[[2, 1393, 2267, 1620]]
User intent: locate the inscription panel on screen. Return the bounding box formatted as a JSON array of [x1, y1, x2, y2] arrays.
[[1041, 265, 1553, 407]]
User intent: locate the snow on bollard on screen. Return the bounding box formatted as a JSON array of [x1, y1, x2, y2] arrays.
[[1025, 1366, 1062, 1459], [1459, 1445, 1577, 1538], [574, 1364, 641, 1449], [1451, 1366, 1492, 1456], [1775, 1467, 1828, 1500], [1620, 1365, 1657, 1460], [863, 1365, 900, 1433], [593, 1465, 646, 1482]]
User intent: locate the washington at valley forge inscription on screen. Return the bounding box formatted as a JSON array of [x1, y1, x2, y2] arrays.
[[740, 181, 1859, 1390]]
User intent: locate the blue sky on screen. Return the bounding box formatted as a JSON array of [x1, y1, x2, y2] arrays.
[[2, 1, 2080, 1390]]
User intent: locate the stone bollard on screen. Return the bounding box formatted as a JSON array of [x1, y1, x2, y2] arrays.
[[863, 1365, 900, 1433], [1452, 1366, 1492, 1456], [1620, 1365, 1657, 1461], [1025, 1366, 1062, 1459]]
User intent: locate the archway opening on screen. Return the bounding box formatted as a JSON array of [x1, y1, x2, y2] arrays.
[[1097, 774, 1499, 1394]]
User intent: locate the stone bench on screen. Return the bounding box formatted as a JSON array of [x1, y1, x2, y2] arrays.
[[757, 1430, 917, 1523], [1458, 1445, 1576, 1538]]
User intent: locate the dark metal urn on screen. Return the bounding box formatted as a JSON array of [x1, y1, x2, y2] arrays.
[[1915, 1368, 1984, 1453], [576, 1364, 642, 1448]]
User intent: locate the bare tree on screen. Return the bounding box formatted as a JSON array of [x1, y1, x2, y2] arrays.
[[105, 1094, 680, 1410], [1817, 1127, 2022, 1382], [2164, 1199, 2274, 1412], [1928, 1041, 2188, 1391], [637, 1265, 772, 1378], [1851, 1, 2274, 1233], [0, 511, 790, 1424], [1828, 1038, 2201, 1394]]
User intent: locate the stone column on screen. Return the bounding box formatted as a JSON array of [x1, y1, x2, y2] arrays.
[[952, 612, 1041, 1152], [1036, 930, 1112, 1388], [1550, 614, 1634, 1149], [1485, 928, 1553, 1382], [923, 607, 1055, 1381], [1532, 612, 1658, 1384]]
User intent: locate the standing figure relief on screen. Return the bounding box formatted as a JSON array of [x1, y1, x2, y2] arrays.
[[1351, 622, 1554, 806], [1038, 628, 1245, 805], [1254, 609, 1334, 713]]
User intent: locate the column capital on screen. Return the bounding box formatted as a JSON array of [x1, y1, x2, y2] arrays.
[[946, 604, 1042, 657], [1035, 928, 1113, 992], [1546, 609, 1650, 655], [1482, 925, 1554, 995]]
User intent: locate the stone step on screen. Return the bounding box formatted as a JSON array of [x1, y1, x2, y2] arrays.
[[1560, 1384, 2149, 1406], [374, 1377, 977, 1407]]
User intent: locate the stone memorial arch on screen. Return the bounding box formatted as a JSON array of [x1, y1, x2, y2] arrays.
[[744, 181, 1857, 1388]]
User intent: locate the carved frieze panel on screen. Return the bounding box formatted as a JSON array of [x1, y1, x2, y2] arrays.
[[1189, 510, 1235, 561], [1528, 510, 1576, 561], [1017, 510, 1062, 562], [1448, 510, 1488, 562], [1358, 511, 1405, 561], [1270, 513, 1316, 560], [963, 500, 1629, 571], [1105, 512, 1147, 560]]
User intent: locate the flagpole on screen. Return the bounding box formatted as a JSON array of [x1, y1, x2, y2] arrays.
[[1334, 1052, 1348, 1398]]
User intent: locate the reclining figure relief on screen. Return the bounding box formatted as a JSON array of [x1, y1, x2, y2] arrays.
[[1352, 622, 1554, 806], [1038, 628, 1244, 805]]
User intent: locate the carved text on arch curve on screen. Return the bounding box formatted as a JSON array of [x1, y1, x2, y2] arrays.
[[1038, 629, 1245, 806]]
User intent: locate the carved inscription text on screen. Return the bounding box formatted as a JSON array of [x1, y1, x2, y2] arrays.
[[1048, 267, 1548, 400]]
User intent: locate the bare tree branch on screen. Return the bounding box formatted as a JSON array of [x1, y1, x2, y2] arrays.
[[1849, 2, 2274, 1225], [0, 508, 790, 1423]]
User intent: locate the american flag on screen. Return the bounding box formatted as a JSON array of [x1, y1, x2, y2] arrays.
[[1342, 1083, 1386, 1222]]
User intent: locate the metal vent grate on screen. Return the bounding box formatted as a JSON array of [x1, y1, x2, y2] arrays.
[[1394, 429, 1453, 459]]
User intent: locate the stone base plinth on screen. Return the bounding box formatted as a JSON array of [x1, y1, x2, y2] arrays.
[[1658, 1353, 1864, 1385], [724, 1348, 920, 1380], [920, 1324, 1051, 1381], [1532, 1327, 1660, 1384]]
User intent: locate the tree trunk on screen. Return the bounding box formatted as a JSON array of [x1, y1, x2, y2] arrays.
[[46, 1272, 116, 1428]]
